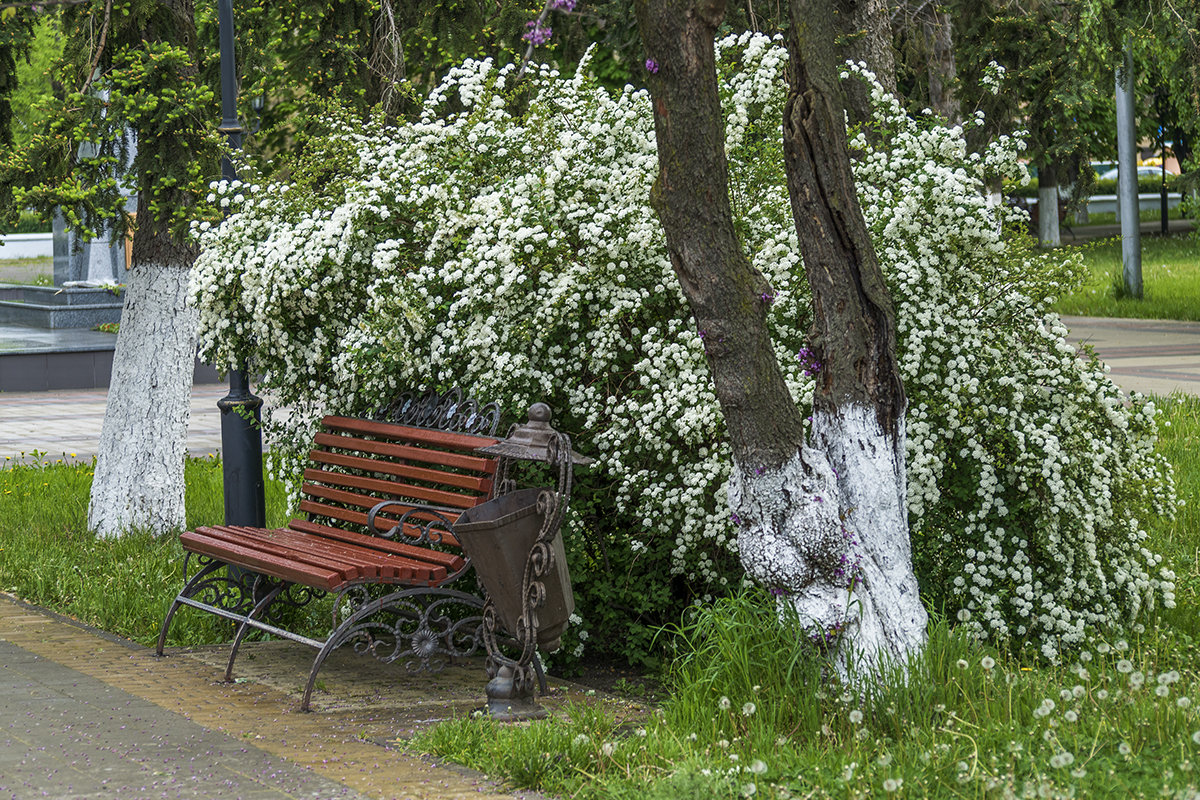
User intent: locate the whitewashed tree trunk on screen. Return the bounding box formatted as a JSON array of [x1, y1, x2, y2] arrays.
[[1038, 163, 1061, 247], [1038, 184, 1060, 247], [732, 404, 927, 673], [88, 263, 198, 538], [637, 0, 929, 678]]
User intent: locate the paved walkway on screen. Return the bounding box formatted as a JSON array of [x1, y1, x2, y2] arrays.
[[0, 595, 569, 800], [1062, 316, 1200, 397], [0, 383, 225, 462]]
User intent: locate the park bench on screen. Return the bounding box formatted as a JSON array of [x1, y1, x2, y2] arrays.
[[155, 387, 527, 711]]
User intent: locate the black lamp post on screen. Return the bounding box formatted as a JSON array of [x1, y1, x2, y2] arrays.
[[216, 0, 265, 529]]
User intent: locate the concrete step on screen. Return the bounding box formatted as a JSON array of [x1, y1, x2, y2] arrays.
[[0, 300, 123, 329], [0, 284, 124, 329], [0, 323, 220, 391], [0, 283, 124, 306]]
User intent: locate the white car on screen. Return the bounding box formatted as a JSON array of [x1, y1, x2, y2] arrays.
[[1098, 165, 1168, 181]]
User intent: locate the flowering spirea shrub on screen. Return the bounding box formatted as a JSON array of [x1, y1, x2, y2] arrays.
[[191, 35, 1175, 663], [840, 64, 1176, 659]]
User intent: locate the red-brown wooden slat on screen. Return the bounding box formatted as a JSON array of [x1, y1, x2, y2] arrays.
[[301, 481, 479, 517], [309, 449, 494, 494], [321, 415, 498, 452], [181, 531, 347, 591], [205, 525, 408, 581], [193, 526, 366, 583], [313, 432, 497, 473], [297, 499, 465, 551], [302, 468, 481, 509], [289, 516, 462, 575], [214, 525, 448, 581]]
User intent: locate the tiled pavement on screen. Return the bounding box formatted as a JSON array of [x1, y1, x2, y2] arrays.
[[0, 596, 551, 800], [0, 382, 225, 463], [1061, 316, 1200, 398]]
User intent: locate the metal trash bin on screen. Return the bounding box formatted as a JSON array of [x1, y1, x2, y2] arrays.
[[453, 487, 574, 651]]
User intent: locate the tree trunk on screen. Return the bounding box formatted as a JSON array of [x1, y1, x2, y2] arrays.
[[836, 0, 896, 130], [1037, 161, 1061, 248], [781, 0, 927, 668], [636, 0, 926, 672], [924, 6, 959, 122], [634, 0, 808, 472], [88, 258, 198, 538], [87, 0, 200, 538]]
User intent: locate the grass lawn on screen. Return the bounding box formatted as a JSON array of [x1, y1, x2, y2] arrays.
[[0, 398, 1198, 799], [1054, 233, 1200, 320], [0, 255, 52, 285], [409, 395, 1200, 800], [0, 453, 293, 646]]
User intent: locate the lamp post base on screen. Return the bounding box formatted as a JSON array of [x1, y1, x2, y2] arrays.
[[485, 665, 548, 721]]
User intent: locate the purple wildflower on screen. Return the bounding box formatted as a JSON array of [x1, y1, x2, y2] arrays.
[[548, 0, 577, 9], [797, 346, 821, 378], [645, 58, 659, 74], [523, 21, 552, 45]]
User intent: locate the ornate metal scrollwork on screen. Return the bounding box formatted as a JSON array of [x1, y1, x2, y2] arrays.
[[179, 554, 261, 618], [366, 502, 456, 547], [373, 386, 502, 436], [302, 587, 488, 710]]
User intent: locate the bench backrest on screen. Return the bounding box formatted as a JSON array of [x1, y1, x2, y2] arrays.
[[293, 415, 500, 547]]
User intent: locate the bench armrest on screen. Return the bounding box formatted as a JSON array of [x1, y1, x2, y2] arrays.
[[366, 500, 458, 547]]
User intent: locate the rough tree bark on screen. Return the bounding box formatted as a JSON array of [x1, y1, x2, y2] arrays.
[[87, 0, 200, 538], [780, 0, 927, 666], [835, 0, 896, 129], [635, 0, 927, 671], [923, 5, 959, 122]]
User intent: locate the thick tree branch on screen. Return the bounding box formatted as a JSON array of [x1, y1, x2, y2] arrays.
[[783, 0, 905, 434]]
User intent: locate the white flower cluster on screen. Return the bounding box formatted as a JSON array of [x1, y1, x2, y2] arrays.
[[190, 37, 1174, 661], [981, 61, 1007, 96]]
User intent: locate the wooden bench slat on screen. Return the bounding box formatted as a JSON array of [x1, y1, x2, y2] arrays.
[[190, 527, 368, 582], [309, 449, 495, 494], [321, 415, 499, 452], [312, 432, 498, 473], [302, 481, 480, 518], [205, 525, 409, 581], [302, 468, 483, 510], [289, 516, 463, 574], [181, 531, 348, 591], [215, 525, 452, 584]]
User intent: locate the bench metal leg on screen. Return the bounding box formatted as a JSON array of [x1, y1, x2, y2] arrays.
[[224, 579, 287, 682], [156, 559, 226, 657]]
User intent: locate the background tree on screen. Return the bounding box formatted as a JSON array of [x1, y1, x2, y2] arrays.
[[635, 0, 927, 669]]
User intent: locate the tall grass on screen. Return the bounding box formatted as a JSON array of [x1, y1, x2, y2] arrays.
[[0, 452, 290, 646], [1054, 233, 1200, 320]]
